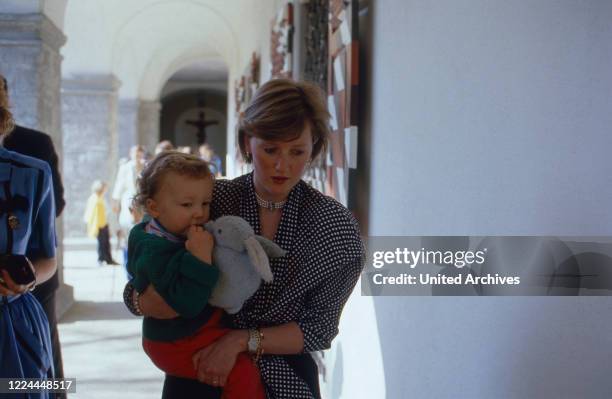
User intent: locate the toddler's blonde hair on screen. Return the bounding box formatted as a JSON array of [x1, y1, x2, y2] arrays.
[[134, 150, 213, 210]]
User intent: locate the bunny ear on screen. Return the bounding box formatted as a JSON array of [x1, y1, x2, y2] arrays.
[[245, 236, 274, 282]]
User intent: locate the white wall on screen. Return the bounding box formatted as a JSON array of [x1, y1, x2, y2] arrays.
[[224, 0, 278, 177], [365, 1, 612, 398], [371, 0, 612, 237]]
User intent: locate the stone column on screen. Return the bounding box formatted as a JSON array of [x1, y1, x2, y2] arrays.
[[0, 14, 64, 130], [138, 100, 161, 154], [61, 75, 120, 241], [117, 98, 139, 159], [0, 13, 73, 316]]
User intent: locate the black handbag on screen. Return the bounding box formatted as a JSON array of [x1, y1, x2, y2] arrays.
[[0, 254, 36, 286]]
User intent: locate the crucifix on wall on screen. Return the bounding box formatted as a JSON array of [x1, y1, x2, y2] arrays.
[[186, 108, 218, 144]]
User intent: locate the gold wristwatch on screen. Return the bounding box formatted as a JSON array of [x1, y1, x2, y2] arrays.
[[247, 328, 264, 363]]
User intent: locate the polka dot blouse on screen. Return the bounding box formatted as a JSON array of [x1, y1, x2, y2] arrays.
[[212, 173, 365, 398]]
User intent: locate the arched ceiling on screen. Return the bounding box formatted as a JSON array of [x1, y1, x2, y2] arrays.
[[170, 59, 227, 82], [155, 54, 228, 98], [136, 44, 223, 100], [62, 0, 276, 100]]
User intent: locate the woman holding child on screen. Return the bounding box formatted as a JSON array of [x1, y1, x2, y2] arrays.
[[124, 79, 365, 398]]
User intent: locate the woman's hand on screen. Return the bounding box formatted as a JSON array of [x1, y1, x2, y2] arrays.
[[192, 330, 248, 387], [0, 256, 55, 296], [0, 269, 31, 296], [137, 285, 179, 319]]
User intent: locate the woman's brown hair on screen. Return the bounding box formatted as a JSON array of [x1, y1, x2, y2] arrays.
[[238, 79, 330, 162], [0, 75, 15, 138]]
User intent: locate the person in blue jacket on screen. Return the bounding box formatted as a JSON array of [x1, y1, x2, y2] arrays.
[[2, 77, 67, 395], [0, 73, 58, 396]]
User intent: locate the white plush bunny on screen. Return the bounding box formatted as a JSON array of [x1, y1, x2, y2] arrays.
[[204, 215, 285, 313]]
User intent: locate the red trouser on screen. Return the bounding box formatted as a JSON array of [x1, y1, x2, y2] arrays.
[[143, 309, 265, 399]]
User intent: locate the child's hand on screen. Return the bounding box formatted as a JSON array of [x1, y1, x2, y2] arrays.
[[186, 225, 214, 264]]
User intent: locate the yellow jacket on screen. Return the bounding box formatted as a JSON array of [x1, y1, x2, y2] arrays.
[[83, 193, 107, 238]]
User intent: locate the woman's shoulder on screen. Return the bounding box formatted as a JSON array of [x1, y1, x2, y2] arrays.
[[211, 174, 250, 216], [213, 174, 249, 195], [298, 182, 364, 254], [0, 147, 52, 185], [0, 147, 52, 175], [300, 182, 355, 222]]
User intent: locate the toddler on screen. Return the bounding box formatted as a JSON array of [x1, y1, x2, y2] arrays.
[[127, 151, 264, 398]]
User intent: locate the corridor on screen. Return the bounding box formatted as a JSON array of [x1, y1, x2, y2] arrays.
[[59, 240, 163, 398]]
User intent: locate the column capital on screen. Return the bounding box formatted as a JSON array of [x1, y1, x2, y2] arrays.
[[0, 14, 66, 51], [62, 74, 121, 95], [139, 99, 162, 111]]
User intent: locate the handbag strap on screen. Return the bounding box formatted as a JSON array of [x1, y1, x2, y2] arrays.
[[1, 171, 14, 303], [2, 173, 13, 255]]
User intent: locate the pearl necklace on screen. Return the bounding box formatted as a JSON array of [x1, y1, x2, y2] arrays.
[[255, 191, 286, 211]]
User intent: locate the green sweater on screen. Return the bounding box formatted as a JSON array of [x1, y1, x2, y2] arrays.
[[127, 222, 220, 342]]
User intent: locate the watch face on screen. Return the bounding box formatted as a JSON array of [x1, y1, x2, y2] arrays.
[[247, 329, 259, 353]]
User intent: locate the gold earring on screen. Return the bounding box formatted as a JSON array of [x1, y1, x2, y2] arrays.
[[245, 152, 252, 162]]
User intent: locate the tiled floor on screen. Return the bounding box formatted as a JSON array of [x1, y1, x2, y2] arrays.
[[59, 244, 165, 398]]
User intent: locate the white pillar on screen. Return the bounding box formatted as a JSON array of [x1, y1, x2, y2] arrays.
[[138, 100, 161, 154], [118, 98, 139, 159]]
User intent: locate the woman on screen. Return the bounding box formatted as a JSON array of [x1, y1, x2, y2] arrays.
[[124, 79, 365, 398], [0, 74, 57, 391]]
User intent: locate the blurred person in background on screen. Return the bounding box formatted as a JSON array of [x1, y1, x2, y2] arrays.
[[84, 180, 118, 266], [177, 146, 192, 154], [112, 145, 146, 275], [198, 143, 223, 177], [155, 140, 175, 155]]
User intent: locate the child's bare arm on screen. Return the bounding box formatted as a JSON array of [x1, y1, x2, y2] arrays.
[[185, 225, 214, 264]]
